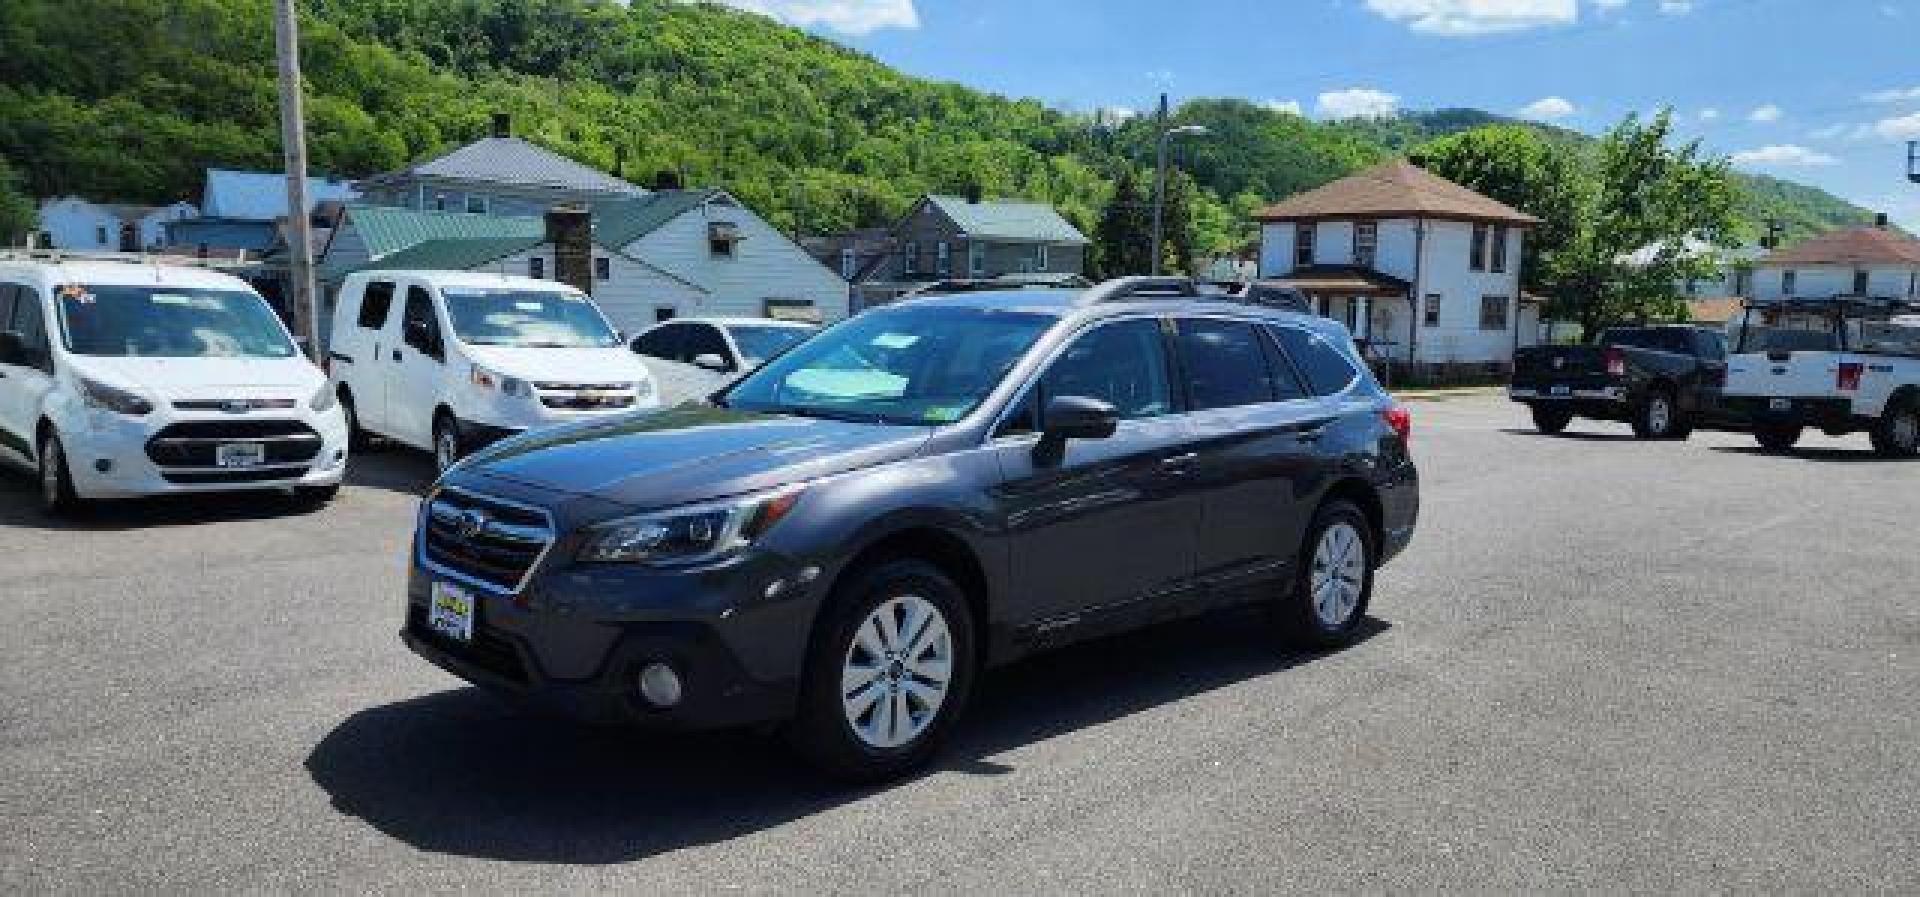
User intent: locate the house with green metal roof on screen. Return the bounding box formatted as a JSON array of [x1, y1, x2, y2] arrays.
[[836, 192, 1090, 306]]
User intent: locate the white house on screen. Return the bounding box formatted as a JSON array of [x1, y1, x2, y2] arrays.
[[1746, 222, 1920, 301], [36, 197, 198, 251], [1256, 161, 1541, 376]]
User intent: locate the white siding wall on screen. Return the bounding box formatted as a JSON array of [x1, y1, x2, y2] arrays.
[[625, 201, 851, 322], [1259, 223, 1296, 276], [1749, 264, 1920, 300], [1411, 221, 1525, 364], [1374, 220, 1420, 281], [495, 244, 706, 335], [38, 199, 121, 250], [1314, 221, 1355, 266]]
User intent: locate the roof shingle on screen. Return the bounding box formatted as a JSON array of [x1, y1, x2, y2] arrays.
[[592, 189, 725, 248], [358, 236, 545, 272], [1254, 160, 1540, 225], [926, 196, 1089, 244], [1760, 226, 1920, 266], [344, 206, 545, 259], [381, 138, 646, 196]]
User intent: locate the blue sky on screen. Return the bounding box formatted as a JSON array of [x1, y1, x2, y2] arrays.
[[712, 0, 1920, 230]]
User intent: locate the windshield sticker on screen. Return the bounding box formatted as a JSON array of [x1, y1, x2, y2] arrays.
[[59, 285, 95, 304], [514, 301, 545, 311], [442, 288, 485, 298], [923, 405, 964, 423], [871, 333, 920, 350]]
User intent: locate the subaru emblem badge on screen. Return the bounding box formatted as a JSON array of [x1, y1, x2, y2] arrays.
[[455, 509, 490, 540]]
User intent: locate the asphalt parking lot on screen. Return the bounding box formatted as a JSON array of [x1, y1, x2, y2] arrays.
[[3, 392, 1916, 891]]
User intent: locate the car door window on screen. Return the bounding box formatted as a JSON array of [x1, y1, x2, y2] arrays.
[[0, 286, 16, 345], [10, 288, 52, 373], [1269, 325, 1359, 397], [401, 287, 442, 360], [1003, 319, 1173, 435], [632, 323, 688, 361], [1176, 318, 1287, 410], [357, 281, 396, 330], [685, 324, 734, 369]]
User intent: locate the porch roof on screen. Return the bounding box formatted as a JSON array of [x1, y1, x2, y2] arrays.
[[1260, 266, 1411, 297]]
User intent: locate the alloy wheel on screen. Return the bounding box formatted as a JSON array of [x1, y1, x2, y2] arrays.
[[39, 437, 62, 507], [434, 427, 459, 472], [841, 595, 953, 750], [1648, 396, 1672, 436], [1310, 522, 1366, 628]]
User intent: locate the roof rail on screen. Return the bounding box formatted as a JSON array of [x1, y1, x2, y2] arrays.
[[1075, 275, 1202, 305], [0, 248, 254, 269]]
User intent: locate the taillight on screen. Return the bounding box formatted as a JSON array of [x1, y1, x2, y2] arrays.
[[1837, 362, 1864, 391], [1604, 347, 1626, 377], [1384, 405, 1412, 445]]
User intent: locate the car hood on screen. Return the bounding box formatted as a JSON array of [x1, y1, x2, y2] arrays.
[[64, 355, 322, 399], [460, 403, 934, 510], [462, 344, 652, 386]]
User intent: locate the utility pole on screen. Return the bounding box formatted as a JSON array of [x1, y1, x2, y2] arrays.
[[1150, 94, 1169, 276], [274, 0, 320, 359]]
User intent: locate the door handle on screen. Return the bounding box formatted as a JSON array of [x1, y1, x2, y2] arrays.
[[1160, 452, 1199, 473], [392, 349, 403, 363], [1295, 426, 1328, 443]]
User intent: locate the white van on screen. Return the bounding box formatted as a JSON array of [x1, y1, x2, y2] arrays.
[[0, 256, 348, 514], [328, 271, 658, 472]]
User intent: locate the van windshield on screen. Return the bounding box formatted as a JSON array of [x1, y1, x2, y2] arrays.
[[443, 288, 619, 349], [57, 284, 298, 358]]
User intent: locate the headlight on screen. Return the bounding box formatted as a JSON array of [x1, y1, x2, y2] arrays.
[[470, 365, 530, 397], [633, 376, 655, 399], [79, 378, 154, 416], [577, 485, 805, 565], [310, 381, 337, 412]]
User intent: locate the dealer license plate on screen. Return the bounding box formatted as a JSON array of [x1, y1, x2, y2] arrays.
[[1769, 398, 1792, 411], [215, 442, 266, 467], [428, 580, 475, 643], [1550, 385, 1571, 397]]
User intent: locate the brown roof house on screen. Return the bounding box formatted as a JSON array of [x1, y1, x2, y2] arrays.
[[1255, 161, 1542, 377], [1749, 216, 1920, 301]]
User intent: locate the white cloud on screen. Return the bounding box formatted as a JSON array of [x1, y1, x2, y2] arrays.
[[1809, 122, 1865, 141], [1362, 0, 1576, 36], [1747, 103, 1783, 123], [1658, 0, 1694, 14], [1876, 111, 1920, 141], [1697, 108, 1721, 122], [1517, 96, 1576, 120], [1591, 0, 1628, 9], [1317, 88, 1401, 119], [1730, 144, 1839, 168], [1863, 85, 1920, 104], [702, 0, 918, 35], [1261, 99, 1304, 116]]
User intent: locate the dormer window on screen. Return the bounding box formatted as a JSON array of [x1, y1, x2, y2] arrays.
[[708, 222, 741, 259]]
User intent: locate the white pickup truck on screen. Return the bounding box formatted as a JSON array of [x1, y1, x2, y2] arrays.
[[1721, 298, 1920, 458]]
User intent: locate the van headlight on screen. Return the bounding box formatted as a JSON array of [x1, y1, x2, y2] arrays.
[[470, 365, 530, 397], [577, 486, 805, 565], [79, 378, 154, 416], [310, 381, 338, 412]]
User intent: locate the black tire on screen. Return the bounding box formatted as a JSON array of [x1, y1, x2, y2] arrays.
[[292, 483, 341, 508], [1275, 500, 1375, 649], [1869, 400, 1920, 459], [1530, 404, 1574, 435], [1630, 387, 1681, 440], [36, 430, 85, 517], [431, 412, 462, 474], [1754, 422, 1803, 453], [786, 558, 977, 783], [339, 388, 372, 452]]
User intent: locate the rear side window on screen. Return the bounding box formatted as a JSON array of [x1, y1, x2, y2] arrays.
[[7, 287, 52, 371], [684, 324, 732, 368], [633, 322, 688, 361], [356, 281, 396, 330], [1176, 318, 1285, 410], [0, 285, 16, 331], [1269, 325, 1360, 397], [401, 287, 441, 357]]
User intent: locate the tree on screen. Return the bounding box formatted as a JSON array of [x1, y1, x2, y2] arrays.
[[0, 156, 33, 246], [1410, 125, 1580, 296], [1161, 168, 1198, 275], [1095, 168, 1151, 277], [1545, 111, 1741, 335]]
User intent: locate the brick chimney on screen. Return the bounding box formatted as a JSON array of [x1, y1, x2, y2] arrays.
[[491, 112, 511, 139], [545, 204, 593, 296], [1875, 212, 1890, 228]]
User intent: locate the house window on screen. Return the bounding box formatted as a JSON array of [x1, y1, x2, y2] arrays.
[[434, 194, 449, 212], [1782, 270, 1796, 295], [1734, 269, 1752, 296], [1910, 271, 1918, 298], [654, 306, 677, 323], [841, 248, 858, 280], [1293, 225, 1315, 267], [1424, 293, 1442, 327], [904, 242, 920, 274], [708, 222, 740, 258], [1470, 224, 1489, 272], [466, 194, 488, 215], [529, 256, 545, 279], [594, 257, 611, 281], [1353, 221, 1377, 268], [936, 241, 951, 275], [1852, 270, 1870, 295], [1480, 295, 1509, 331], [969, 242, 986, 276], [1490, 225, 1509, 274], [1036, 243, 1050, 271], [95, 226, 108, 246]]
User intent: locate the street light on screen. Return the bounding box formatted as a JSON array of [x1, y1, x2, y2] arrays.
[[1152, 122, 1210, 275]]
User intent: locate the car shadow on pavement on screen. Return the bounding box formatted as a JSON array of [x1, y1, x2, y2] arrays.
[[343, 447, 440, 496], [0, 472, 332, 532], [1708, 445, 1905, 463], [1498, 428, 1640, 441], [304, 610, 1390, 864]]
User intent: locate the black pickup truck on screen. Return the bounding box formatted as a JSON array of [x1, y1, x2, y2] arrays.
[[1510, 325, 1737, 439]]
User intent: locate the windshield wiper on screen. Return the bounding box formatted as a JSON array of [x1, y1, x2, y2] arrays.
[[769, 404, 898, 425]]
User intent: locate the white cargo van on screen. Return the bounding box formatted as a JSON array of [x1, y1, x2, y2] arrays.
[[0, 255, 348, 514], [328, 271, 658, 472]]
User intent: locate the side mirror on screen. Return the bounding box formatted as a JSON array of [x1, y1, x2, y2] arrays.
[[1042, 395, 1119, 442], [692, 353, 731, 372], [0, 331, 24, 367]]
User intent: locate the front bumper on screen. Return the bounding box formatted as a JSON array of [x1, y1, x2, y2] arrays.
[[62, 406, 349, 500]]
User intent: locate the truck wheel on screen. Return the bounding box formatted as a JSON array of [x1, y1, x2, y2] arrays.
[[786, 559, 976, 782], [339, 389, 372, 452], [1274, 500, 1375, 650], [432, 413, 463, 474], [1869, 401, 1920, 459], [1754, 422, 1802, 453], [36, 431, 86, 517], [1631, 388, 1679, 440], [1530, 405, 1574, 435]]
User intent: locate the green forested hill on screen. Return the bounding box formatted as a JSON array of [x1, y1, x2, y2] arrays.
[[0, 0, 1875, 255]]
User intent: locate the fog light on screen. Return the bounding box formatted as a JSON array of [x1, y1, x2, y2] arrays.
[[638, 662, 683, 708]]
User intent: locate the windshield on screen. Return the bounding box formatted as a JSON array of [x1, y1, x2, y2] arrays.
[[57, 284, 297, 358], [724, 307, 1056, 425], [1736, 309, 1839, 354], [729, 325, 814, 364], [442, 288, 619, 348]]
